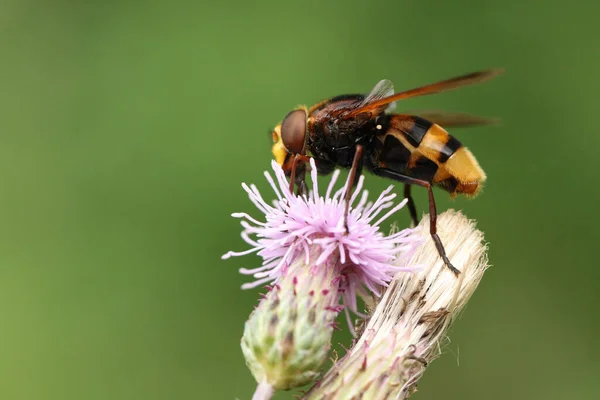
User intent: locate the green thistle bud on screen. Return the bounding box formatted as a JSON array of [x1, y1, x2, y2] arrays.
[[241, 246, 343, 391]]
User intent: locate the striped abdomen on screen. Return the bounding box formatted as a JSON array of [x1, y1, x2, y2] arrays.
[[376, 114, 486, 196]]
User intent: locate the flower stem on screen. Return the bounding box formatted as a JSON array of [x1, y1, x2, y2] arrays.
[[252, 380, 274, 400]]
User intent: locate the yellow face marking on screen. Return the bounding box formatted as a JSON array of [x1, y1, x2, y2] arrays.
[[271, 124, 288, 166]]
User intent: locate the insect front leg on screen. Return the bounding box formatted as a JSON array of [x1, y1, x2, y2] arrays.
[[343, 145, 364, 232], [288, 154, 301, 194], [370, 167, 460, 276], [288, 154, 310, 195], [296, 176, 308, 197]]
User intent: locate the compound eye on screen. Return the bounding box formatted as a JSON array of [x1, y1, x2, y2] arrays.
[[280, 109, 307, 154]]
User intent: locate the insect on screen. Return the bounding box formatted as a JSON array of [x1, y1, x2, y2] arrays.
[[270, 69, 502, 275]]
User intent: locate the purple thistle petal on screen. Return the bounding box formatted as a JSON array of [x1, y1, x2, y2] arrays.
[[223, 158, 422, 325]]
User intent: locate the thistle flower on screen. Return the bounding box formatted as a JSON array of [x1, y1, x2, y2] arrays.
[[222, 159, 421, 397], [303, 210, 489, 399]]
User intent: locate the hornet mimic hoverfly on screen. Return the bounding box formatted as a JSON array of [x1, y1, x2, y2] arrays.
[[271, 69, 502, 275]]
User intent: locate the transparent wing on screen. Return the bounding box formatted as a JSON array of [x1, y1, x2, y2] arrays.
[[325, 80, 396, 117], [361, 79, 395, 106]]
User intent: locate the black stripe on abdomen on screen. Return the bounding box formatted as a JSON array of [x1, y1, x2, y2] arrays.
[[437, 135, 462, 163], [403, 116, 432, 147]]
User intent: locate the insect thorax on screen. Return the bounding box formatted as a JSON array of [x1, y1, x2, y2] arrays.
[[308, 117, 378, 168]]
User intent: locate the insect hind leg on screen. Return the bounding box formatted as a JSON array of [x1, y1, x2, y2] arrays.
[[371, 167, 460, 276]]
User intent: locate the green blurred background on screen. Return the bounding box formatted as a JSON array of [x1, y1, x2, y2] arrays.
[[1, 0, 598, 399]]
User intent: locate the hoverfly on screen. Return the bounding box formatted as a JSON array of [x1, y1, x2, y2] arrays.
[[271, 70, 502, 275]]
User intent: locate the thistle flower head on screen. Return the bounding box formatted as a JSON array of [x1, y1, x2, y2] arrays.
[[223, 158, 420, 313], [222, 159, 421, 395]]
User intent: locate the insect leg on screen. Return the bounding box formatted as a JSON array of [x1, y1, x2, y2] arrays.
[[371, 167, 460, 276], [288, 154, 310, 194], [344, 145, 364, 232], [288, 154, 300, 193], [295, 166, 308, 197], [404, 184, 419, 228]]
